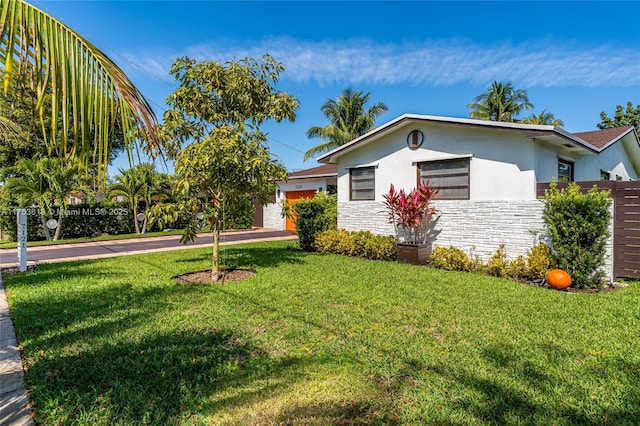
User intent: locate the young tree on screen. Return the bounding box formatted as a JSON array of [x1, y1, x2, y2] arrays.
[[467, 81, 533, 122], [598, 101, 640, 130], [153, 54, 297, 281], [304, 88, 388, 161]]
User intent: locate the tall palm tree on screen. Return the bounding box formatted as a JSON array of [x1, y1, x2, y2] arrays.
[[304, 88, 388, 161], [467, 81, 533, 122], [521, 109, 564, 127], [0, 0, 160, 180]]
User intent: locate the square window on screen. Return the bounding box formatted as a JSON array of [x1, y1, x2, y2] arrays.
[[418, 158, 470, 200], [350, 167, 375, 200]]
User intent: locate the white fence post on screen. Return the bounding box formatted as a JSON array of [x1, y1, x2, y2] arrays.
[[17, 209, 27, 272]]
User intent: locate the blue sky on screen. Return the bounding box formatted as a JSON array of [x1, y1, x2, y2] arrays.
[[34, 1, 640, 174]]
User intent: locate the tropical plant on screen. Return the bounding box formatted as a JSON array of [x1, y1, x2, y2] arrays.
[[0, 0, 160, 180], [149, 54, 297, 281], [6, 157, 79, 240], [109, 164, 164, 234], [521, 109, 564, 126], [382, 181, 439, 244], [303, 88, 387, 160], [467, 81, 533, 122], [543, 182, 611, 289]]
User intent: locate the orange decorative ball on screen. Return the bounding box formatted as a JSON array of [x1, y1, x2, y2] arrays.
[[547, 269, 572, 290]]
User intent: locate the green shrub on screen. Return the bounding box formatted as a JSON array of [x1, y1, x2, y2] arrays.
[[487, 244, 509, 277], [429, 245, 474, 271], [526, 243, 557, 281], [314, 229, 396, 261], [294, 193, 337, 251], [543, 183, 611, 289], [507, 255, 528, 280]]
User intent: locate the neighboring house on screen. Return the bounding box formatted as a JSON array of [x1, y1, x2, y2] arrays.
[[314, 114, 640, 279], [262, 164, 337, 231]]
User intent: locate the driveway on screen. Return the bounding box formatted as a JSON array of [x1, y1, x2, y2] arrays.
[[0, 229, 297, 268]]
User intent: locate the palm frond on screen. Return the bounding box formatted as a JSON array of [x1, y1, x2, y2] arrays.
[[0, 0, 160, 180]]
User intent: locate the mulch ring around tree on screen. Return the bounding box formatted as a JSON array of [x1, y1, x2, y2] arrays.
[[172, 269, 256, 285]]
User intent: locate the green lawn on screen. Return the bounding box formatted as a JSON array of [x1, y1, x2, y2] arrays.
[[3, 241, 639, 425]]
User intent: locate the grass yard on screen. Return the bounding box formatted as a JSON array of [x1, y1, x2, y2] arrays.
[[3, 241, 639, 425]]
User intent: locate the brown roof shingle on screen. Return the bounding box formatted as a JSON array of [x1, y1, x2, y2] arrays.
[[288, 164, 337, 179], [573, 126, 634, 149]]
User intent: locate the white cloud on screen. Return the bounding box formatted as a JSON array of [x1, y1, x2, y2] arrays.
[[122, 37, 640, 89]]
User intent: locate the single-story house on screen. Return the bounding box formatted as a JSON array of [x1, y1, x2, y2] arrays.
[[262, 164, 337, 231], [311, 114, 640, 276]]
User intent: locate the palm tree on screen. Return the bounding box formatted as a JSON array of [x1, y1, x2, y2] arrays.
[[6, 157, 79, 240], [109, 163, 163, 234], [521, 109, 564, 127], [0, 0, 160, 180], [304, 88, 388, 161], [467, 81, 533, 122]]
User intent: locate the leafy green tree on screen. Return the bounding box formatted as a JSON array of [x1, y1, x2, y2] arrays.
[[303, 88, 388, 161], [1, 0, 160, 180], [6, 157, 79, 240], [598, 101, 640, 130], [151, 55, 297, 281], [467, 81, 533, 122], [521, 109, 564, 126]]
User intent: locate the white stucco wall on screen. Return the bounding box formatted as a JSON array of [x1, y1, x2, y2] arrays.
[[336, 123, 541, 202], [338, 200, 614, 283]]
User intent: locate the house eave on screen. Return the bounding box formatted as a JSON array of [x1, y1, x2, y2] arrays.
[[317, 114, 600, 163]]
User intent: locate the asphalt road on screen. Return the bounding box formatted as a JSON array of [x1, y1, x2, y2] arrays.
[[0, 229, 297, 268]]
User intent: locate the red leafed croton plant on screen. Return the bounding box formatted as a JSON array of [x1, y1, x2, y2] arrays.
[[382, 181, 439, 244]]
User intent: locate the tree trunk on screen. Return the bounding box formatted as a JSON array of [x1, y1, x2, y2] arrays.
[[53, 214, 63, 241], [211, 227, 220, 282], [141, 215, 148, 234], [211, 201, 221, 282], [39, 214, 51, 241], [133, 204, 140, 234]]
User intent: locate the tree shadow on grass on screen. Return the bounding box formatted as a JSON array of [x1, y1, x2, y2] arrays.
[[27, 328, 391, 425], [422, 342, 640, 425]]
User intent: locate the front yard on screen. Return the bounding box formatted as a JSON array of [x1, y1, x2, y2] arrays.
[[4, 241, 639, 425]]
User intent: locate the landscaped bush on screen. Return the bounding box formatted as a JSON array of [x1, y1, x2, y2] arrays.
[[526, 243, 557, 281], [543, 183, 611, 289], [314, 229, 396, 261], [294, 192, 337, 251], [430, 243, 556, 284], [429, 245, 475, 272]]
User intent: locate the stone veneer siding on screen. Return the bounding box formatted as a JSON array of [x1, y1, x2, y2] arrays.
[[338, 200, 614, 282], [263, 202, 285, 230]]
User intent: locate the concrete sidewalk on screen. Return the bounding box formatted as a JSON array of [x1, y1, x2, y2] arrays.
[[0, 228, 297, 425]]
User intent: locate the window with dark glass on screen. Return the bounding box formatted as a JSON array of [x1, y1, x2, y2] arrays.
[[418, 158, 470, 200], [558, 159, 574, 182], [350, 167, 375, 200], [600, 170, 610, 181]]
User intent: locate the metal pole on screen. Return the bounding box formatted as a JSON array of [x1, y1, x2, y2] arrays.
[[17, 209, 27, 272]]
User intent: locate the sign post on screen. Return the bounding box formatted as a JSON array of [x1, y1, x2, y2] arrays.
[[17, 209, 27, 272]]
